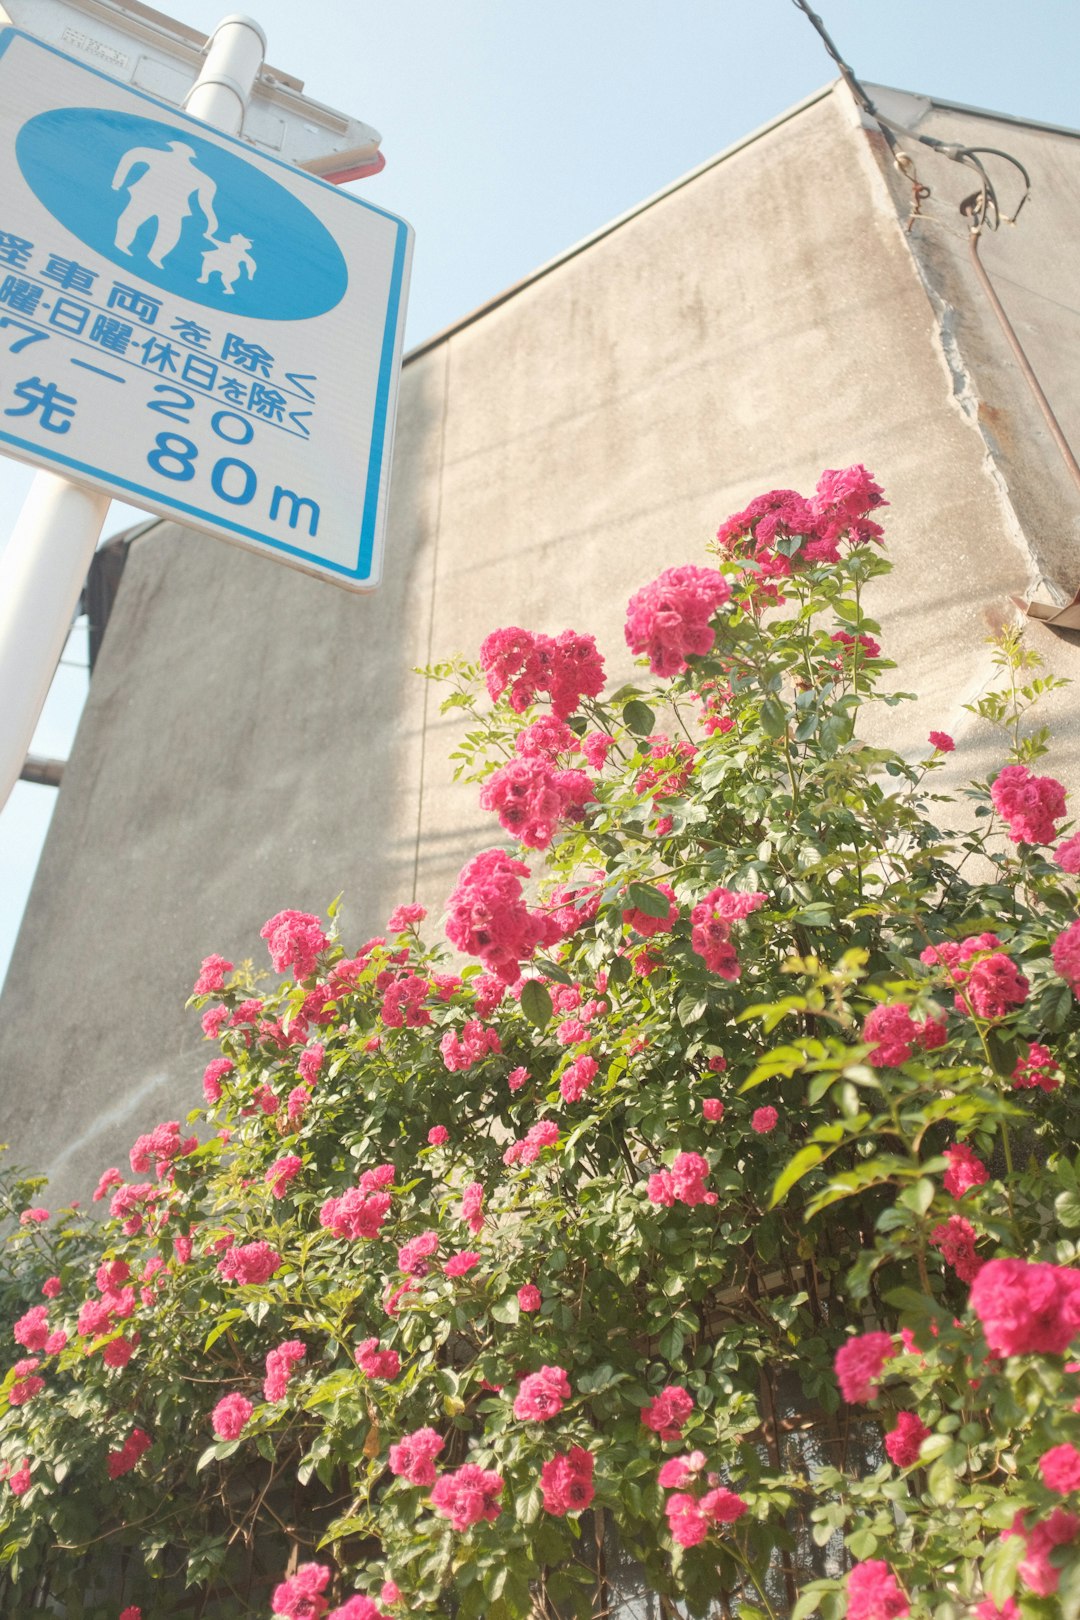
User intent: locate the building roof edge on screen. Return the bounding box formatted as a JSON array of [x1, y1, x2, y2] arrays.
[[402, 77, 1080, 367], [863, 81, 1080, 143], [105, 77, 1080, 546], [402, 80, 838, 364]]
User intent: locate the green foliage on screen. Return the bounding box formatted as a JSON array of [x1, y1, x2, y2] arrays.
[[1, 505, 1079, 1620], [0, 1156, 97, 1343]]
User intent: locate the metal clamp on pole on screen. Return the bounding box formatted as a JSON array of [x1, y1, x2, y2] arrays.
[[183, 13, 267, 132], [181, 72, 253, 123]]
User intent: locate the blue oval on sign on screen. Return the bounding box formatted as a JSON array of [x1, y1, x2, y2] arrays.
[[16, 108, 348, 321]]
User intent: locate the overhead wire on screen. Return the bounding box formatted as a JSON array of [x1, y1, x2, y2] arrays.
[[791, 0, 1080, 513], [790, 0, 1030, 227]]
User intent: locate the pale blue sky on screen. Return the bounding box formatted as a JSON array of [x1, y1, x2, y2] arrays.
[[1, 0, 1078, 984]]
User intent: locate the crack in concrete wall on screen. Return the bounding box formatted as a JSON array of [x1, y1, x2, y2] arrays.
[[914, 260, 1066, 605], [840, 82, 1065, 606]]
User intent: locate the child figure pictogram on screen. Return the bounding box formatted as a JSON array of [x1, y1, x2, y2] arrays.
[[198, 233, 256, 295]]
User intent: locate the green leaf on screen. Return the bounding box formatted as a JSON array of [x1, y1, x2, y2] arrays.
[[1044, 985, 1076, 1032], [520, 1485, 543, 1525], [318, 1516, 374, 1548], [807, 1072, 838, 1105], [304, 1370, 357, 1408], [520, 979, 553, 1029], [658, 1321, 685, 1361], [760, 696, 788, 739], [577, 1363, 616, 1394], [770, 1145, 825, 1208], [203, 1309, 243, 1352], [1056, 1555, 1080, 1620], [883, 1285, 938, 1319], [740, 1037, 809, 1085], [846, 1529, 878, 1559], [927, 1458, 956, 1504], [1055, 1189, 1080, 1230], [677, 995, 708, 1029], [625, 883, 672, 919], [819, 713, 853, 753], [986, 1029, 1022, 1075], [794, 903, 833, 928], [622, 700, 656, 737], [608, 954, 632, 985], [537, 958, 574, 985], [898, 1178, 935, 1216]]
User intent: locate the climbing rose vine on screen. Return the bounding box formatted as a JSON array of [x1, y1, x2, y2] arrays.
[[1, 464, 1079, 1620]]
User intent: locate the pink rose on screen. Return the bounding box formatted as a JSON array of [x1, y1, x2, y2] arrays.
[[212, 1393, 252, 1440], [835, 1332, 895, 1403], [513, 1365, 570, 1421]]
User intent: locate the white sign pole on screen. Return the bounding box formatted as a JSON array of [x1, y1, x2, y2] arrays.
[[0, 474, 111, 806], [180, 12, 267, 131], [0, 12, 267, 811]]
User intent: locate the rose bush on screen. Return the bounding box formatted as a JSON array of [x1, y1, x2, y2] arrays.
[[1, 466, 1079, 1619]]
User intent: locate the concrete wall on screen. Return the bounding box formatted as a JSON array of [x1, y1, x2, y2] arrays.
[[869, 86, 1080, 601], [3, 81, 1079, 1204], [858, 84, 1080, 806]]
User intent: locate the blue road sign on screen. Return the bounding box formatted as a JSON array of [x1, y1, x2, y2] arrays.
[[0, 29, 413, 590]]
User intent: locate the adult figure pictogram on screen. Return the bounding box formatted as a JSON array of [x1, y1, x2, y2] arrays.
[[111, 141, 220, 269]]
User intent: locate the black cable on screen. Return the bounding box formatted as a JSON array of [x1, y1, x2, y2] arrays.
[[790, 0, 1031, 230], [791, 0, 1080, 505], [790, 0, 881, 120]]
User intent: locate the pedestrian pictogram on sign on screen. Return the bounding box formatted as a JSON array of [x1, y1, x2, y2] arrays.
[[0, 28, 413, 591]]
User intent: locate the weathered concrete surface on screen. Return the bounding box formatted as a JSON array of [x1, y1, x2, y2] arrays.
[[2, 82, 1079, 1204], [0, 342, 449, 1196], [855, 84, 1080, 808], [868, 86, 1080, 600]]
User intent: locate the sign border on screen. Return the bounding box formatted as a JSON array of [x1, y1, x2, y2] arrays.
[[0, 27, 412, 589]]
